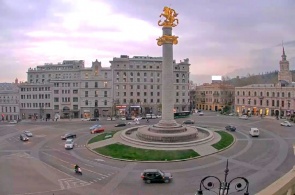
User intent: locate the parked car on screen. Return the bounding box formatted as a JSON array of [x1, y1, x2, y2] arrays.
[[281, 121, 292, 127], [225, 125, 236, 131], [183, 120, 195, 124], [239, 115, 249, 120], [23, 130, 33, 137], [64, 139, 74, 149], [156, 115, 162, 118], [9, 120, 18, 124], [198, 112, 204, 116], [91, 127, 105, 134], [81, 118, 90, 121], [228, 113, 234, 116], [141, 169, 173, 184], [115, 122, 126, 127], [61, 133, 77, 140], [89, 118, 99, 121], [20, 134, 29, 141], [249, 128, 260, 137], [121, 117, 126, 120], [89, 124, 101, 130]]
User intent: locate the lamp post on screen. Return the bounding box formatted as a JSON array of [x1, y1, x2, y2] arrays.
[[197, 160, 249, 195]]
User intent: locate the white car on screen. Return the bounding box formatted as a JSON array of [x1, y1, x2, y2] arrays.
[[107, 117, 111, 121], [281, 121, 292, 127], [9, 120, 18, 124], [121, 117, 126, 120], [65, 139, 74, 149], [89, 124, 101, 130], [198, 112, 204, 116], [23, 131, 33, 137], [81, 118, 90, 121], [156, 115, 162, 118], [127, 121, 140, 125], [239, 115, 249, 120]]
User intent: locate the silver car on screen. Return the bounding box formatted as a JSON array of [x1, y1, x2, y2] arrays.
[[23, 131, 33, 137]]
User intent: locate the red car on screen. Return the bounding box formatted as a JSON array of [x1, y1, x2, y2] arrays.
[[91, 127, 105, 134]]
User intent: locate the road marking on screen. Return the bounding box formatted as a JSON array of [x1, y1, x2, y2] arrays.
[[84, 163, 94, 167], [95, 158, 105, 162], [34, 134, 46, 138], [42, 152, 71, 165]]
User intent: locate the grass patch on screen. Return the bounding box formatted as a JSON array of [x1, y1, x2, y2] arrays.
[[212, 131, 234, 150], [94, 143, 199, 161], [88, 131, 118, 144]]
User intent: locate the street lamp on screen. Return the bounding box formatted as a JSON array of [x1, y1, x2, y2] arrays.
[[197, 160, 249, 195]]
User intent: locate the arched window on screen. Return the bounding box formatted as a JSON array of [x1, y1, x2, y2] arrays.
[[266, 100, 269, 106], [272, 92, 275, 97], [260, 92, 263, 96], [242, 99, 245, 104], [176, 73, 179, 77], [288, 92, 291, 98], [254, 99, 257, 105], [243, 91, 245, 96], [267, 92, 269, 97], [248, 91, 251, 96], [237, 91, 240, 96], [282, 92, 285, 97], [277, 92, 280, 97], [254, 91, 257, 96]]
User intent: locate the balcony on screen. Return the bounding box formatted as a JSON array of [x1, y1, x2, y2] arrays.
[[257, 167, 295, 195]]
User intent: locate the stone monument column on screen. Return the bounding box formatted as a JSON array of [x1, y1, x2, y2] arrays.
[[156, 7, 179, 127], [136, 6, 197, 142]]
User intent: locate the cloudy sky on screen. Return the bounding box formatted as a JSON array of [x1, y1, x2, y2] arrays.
[[1, 0, 294, 84]]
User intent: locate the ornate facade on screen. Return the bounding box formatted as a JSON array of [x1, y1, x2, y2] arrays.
[[235, 48, 295, 117]]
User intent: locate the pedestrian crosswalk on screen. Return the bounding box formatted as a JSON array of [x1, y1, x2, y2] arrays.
[[58, 178, 91, 189]]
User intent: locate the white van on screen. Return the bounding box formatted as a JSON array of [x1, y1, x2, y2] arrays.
[[249, 128, 260, 137]]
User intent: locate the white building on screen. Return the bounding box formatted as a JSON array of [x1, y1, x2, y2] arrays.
[[0, 80, 20, 121], [235, 48, 295, 117], [110, 55, 190, 116]]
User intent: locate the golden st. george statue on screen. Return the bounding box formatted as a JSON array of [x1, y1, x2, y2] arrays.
[[158, 6, 179, 27]]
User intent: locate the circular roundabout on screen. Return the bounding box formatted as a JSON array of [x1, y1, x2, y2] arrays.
[[0, 112, 293, 195]]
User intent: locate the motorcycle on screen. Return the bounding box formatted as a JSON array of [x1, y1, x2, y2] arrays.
[[75, 167, 82, 175]]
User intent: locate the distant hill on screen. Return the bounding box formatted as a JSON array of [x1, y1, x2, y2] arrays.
[[223, 70, 295, 87]]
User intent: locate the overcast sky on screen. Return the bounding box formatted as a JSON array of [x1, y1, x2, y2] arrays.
[[1, 0, 294, 84]]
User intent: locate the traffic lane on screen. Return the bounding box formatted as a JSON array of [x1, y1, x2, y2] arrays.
[[254, 120, 295, 138], [115, 162, 254, 195], [133, 155, 222, 172], [0, 154, 60, 195], [40, 149, 115, 184]]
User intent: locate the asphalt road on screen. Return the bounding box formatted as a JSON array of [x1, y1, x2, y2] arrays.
[[0, 113, 294, 195]]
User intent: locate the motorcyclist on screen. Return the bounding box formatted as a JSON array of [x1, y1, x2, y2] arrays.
[[74, 164, 80, 172]]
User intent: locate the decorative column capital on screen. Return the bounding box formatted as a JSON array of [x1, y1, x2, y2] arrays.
[[157, 35, 178, 46]]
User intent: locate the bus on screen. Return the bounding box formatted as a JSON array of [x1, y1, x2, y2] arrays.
[[174, 111, 191, 119]]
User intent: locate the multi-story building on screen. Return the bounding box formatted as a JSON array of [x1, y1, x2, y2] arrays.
[[20, 60, 85, 119], [0, 80, 20, 121], [80, 60, 112, 118], [235, 48, 295, 117], [195, 81, 235, 111], [110, 55, 190, 116]]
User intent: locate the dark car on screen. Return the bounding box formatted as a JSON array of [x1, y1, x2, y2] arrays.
[[115, 122, 126, 127], [141, 169, 173, 184], [20, 134, 29, 141], [225, 125, 236, 131], [89, 118, 99, 121], [61, 133, 77, 140], [183, 120, 195, 124]]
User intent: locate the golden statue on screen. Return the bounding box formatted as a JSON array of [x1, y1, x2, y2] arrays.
[[157, 35, 178, 46], [158, 6, 179, 27]]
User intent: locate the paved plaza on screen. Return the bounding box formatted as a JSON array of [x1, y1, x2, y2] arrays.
[[0, 112, 294, 195]]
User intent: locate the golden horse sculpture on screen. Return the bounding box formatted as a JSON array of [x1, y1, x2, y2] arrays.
[[156, 35, 178, 46], [158, 6, 179, 27]]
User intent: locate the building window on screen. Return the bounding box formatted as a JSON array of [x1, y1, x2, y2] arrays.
[[137, 85, 140, 89], [54, 90, 59, 94], [254, 99, 256, 105], [267, 92, 269, 97], [85, 100, 88, 106], [282, 92, 285, 97], [254, 91, 257, 96], [237, 99, 239, 104], [54, 105, 59, 110], [104, 82, 108, 87], [104, 100, 107, 106], [95, 82, 98, 88], [130, 92, 133, 96], [242, 99, 245, 104], [54, 98, 59, 102], [277, 92, 280, 97], [85, 91, 88, 97], [237, 91, 240, 96], [104, 91, 107, 97], [248, 91, 251, 96], [266, 100, 269, 106], [260, 99, 262, 106], [276, 100, 279, 107], [85, 82, 88, 88], [95, 100, 98, 107], [260, 92, 263, 96], [73, 97, 78, 102], [288, 92, 291, 98], [272, 100, 275, 106]]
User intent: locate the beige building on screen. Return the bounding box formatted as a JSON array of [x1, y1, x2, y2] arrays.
[[110, 55, 191, 116], [0, 80, 20, 121], [80, 60, 113, 118], [235, 48, 295, 117], [195, 82, 235, 112]]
